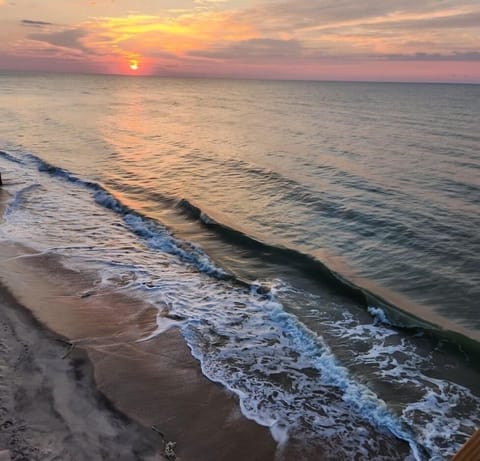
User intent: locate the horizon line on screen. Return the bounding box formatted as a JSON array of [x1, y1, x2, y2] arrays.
[[1, 67, 479, 86]]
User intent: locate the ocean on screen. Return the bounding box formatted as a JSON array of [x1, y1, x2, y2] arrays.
[[0, 72, 479, 460]]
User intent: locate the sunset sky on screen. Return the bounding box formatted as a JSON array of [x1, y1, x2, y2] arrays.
[[1, 0, 479, 82]]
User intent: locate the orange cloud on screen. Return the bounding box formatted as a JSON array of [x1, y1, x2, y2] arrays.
[[80, 11, 257, 71], [278, 5, 480, 59], [299, 6, 477, 34], [3, 0, 479, 80]]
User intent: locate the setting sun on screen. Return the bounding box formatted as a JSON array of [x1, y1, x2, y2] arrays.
[[129, 59, 139, 71]]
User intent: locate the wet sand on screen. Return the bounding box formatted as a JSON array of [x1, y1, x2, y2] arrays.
[[0, 283, 164, 461], [0, 188, 278, 461]]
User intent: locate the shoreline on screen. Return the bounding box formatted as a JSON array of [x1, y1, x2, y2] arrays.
[[0, 185, 163, 459], [1, 176, 476, 459], [0, 242, 278, 461], [0, 240, 416, 461]]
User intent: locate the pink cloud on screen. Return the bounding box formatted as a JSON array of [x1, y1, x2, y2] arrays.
[[0, 0, 479, 82]]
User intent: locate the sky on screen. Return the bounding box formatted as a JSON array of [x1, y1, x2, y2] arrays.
[[0, 0, 479, 82]]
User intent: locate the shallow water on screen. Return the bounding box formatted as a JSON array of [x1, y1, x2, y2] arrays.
[[0, 72, 479, 459]]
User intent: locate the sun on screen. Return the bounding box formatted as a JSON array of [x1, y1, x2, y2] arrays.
[[129, 59, 139, 71]]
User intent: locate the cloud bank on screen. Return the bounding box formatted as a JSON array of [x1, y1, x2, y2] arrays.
[[0, 0, 479, 80]]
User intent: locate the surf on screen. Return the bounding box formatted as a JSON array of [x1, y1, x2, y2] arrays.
[[3, 148, 480, 357]]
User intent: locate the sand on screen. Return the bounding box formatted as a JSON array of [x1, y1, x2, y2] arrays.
[[0, 283, 164, 461]]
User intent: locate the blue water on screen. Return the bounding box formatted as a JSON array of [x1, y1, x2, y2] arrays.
[[0, 72, 479, 460]]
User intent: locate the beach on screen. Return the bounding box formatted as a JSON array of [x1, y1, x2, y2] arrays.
[[0, 190, 277, 461], [0, 75, 479, 460], [0, 281, 163, 461]]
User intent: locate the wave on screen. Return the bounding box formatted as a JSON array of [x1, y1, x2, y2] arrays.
[[5, 183, 42, 216], [175, 196, 480, 357], [3, 149, 478, 358], [0, 150, 25, 164], [20, 153, 231, 280], [183, 298, 429, 459], [2, 148, 479, 458]]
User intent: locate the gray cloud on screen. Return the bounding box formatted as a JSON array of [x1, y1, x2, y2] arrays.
[[22, 46, 62, 55], [28, 28, 92, 54], [21, 19, 54, 27], [380, 51, 480, 61], [363, 11, 480, 31], [221, 0, 480, 63], [189, 38, 303, 60], [236, 0, 467, 31], [192, 0, 227, 4]]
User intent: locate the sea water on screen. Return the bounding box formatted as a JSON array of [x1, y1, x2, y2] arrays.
[[0, 72, 479, 460]]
